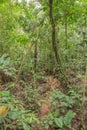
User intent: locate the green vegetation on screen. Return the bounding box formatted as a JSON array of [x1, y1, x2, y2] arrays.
[[0, 0, 87, 130]]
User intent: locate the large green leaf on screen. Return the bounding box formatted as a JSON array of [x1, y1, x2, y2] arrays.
[[64, 110, 76, 126], [54, 117, 63, 128], [23, 122, 30, 130], [8, 110, 20, 120]]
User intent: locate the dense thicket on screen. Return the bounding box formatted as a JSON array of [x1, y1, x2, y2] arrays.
[[0, 0, 87, 130]]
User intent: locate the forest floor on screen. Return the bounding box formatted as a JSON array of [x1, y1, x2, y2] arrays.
[[0, 68, 87, 130]]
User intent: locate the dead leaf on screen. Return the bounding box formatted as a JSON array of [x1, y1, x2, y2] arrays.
[[0, 106, 9, 117]]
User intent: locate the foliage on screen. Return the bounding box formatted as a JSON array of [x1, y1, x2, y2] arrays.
[[0, 91, 39, 130], [41, 87, 81, 130], [0, 0, 87, 130], [0, 54, 16, 78]]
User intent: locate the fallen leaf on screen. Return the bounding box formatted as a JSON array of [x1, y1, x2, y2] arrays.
[[0, 106, 9, 117]]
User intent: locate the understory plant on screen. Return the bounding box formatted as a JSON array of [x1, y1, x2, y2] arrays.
[[41, 88, 81, 130], [0, 91, 39, 130]]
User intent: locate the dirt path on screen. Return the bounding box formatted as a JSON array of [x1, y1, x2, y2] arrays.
[[37, 76, 61, 130]]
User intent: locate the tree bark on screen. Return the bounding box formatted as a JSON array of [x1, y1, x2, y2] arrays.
[[65, 15, 68, 49], [49, 0, 60, 64], [34, 43, 37, 73]]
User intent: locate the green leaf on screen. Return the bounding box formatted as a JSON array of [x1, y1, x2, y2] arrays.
[[0, 91, 10, 97], [8, 110, 20, 120], [49, 120, 53, 125], [45, 124, 49, 129], [54, 117, 63, 128], [0, 116, 4, 123], [64, 110, 76, 126], [23, 122, 30, 130], [53, 110, 59, 117]]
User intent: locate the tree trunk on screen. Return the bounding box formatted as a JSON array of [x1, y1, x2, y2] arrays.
[[65, 15, 68, 49], [49, 0, 60, 64], [34, 43, 37, 73]]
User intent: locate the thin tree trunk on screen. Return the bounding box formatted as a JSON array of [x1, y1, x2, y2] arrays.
[[65, 15, 68, 49], [65, 15, 68, 60], [34, 43, 37, 73], [49, 0, 60, 64]]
